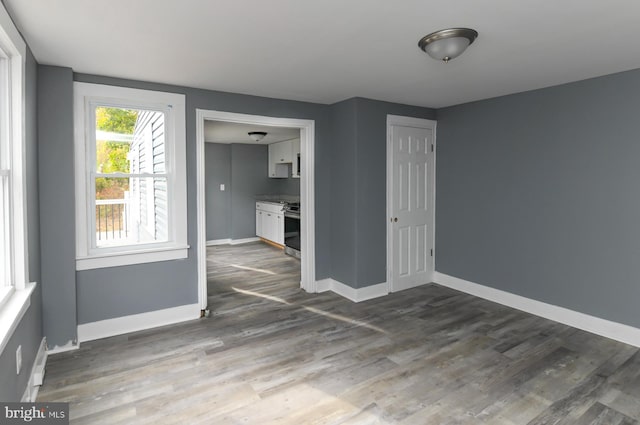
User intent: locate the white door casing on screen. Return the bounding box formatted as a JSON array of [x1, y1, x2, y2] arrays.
[[387, 115, 436, 292], [196, 110, 316, 310]]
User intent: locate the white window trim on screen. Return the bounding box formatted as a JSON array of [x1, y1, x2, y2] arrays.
[[0, 2, 34, 353], [73, 83, 188, 270]]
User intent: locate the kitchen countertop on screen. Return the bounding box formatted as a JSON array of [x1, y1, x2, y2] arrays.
[[255, 195, 300, 204]]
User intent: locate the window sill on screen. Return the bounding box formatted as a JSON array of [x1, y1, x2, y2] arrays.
[[76, 245, 189, 271], [0, 282, 36, 354]]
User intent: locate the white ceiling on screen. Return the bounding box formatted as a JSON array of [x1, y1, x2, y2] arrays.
[[205, 121, 299, 144], [6, 0, 640, 108]]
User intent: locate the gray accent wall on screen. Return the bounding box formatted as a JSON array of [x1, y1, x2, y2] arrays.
[[354, 98, 436, 288], [37, 66, 76, 347], [272, 173, 301, 197], [76, 261, 196, 323], [229, 144, 272, 240], [206, 142, 300, 242], [436, 68, 640, 329], [329, 98, 436, 288], [329, 99, 358, 286], [0, 48, 43, 401], [205, 143, 231, 240]]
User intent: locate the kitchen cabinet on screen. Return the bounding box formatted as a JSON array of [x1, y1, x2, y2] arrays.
[[268, 139, 293, 178], [274, 140, 293, 163], [255, 202, 284, 245], [255, 209, 262, 238], [291, 138, 300, 178]]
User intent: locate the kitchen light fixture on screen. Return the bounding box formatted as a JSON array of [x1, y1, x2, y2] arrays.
[[248, 131, 267, 142], [418, 28, 478, 63]]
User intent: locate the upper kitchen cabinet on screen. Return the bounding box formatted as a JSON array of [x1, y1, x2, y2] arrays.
[[272, 140, 293, 163], [268, 139, 296, 178]]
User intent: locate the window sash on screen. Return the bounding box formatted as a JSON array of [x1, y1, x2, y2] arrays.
[[0, 50, 14, 292], [86, 104, 173, 252], [93, 172, 169, 178], [0, 0, 29, 311], [0, 285, 12, 311], [0, 172, 11, 289]]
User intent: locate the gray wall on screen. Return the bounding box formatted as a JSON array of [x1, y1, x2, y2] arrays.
[[229, 144, 272, 240], [329, 98, 436, 288], [39, 72, 333, 329], [436, 68, 640, 329], [37, 66, 76, 348], [0, 48, 43, 401], [329, 99, 358, 286], [272, 173, 301, 197], [76, 260, 196, 323], [205, 143, 300, 241], [205, 143, 231, 240], [354, 98, 436, 288]]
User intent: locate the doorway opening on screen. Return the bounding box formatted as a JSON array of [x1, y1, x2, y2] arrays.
[[195, 110, 316, 311]]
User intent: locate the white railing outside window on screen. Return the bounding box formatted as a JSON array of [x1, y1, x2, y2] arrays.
[[95, 198, 129, 245]]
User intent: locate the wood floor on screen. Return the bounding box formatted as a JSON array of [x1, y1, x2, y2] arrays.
[[39, 242, 640, 424]]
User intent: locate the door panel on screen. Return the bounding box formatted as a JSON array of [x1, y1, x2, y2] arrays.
[[415, 224, 427, 273], [398, 226, 410, 276], [389, 122, 435, 292]]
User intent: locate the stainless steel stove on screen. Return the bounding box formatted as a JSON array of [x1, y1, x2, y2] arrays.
[[283, 202, 301, 258]]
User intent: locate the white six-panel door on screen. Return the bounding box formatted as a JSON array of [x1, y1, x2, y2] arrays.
[[387, 116, 436, 292]]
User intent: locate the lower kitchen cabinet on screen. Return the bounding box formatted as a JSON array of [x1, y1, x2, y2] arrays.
[[256, 202, 284, 245]]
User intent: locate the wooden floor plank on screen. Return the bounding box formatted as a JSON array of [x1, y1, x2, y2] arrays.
[[37, 242, 640, 424]]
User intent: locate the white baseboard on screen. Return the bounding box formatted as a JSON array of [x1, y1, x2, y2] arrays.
[[316, 278, 332, 293], [316, 278, 388, 303], [46, 340, 79, 355], [391, 277, 432, 293], [207, 237, 260, 246], [77, 303, 201, 343], [21, 337, 47, 402], [433, 272, 640, 348], [231, 237, 260, 245], [207, 239, 230, 246]]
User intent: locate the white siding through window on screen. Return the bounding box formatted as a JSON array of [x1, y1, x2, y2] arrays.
[[131, 110, 167, 242]]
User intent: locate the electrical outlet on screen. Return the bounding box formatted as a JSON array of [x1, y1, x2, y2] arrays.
[[16, 345, 22, 375], [220, 184, 225, 191]]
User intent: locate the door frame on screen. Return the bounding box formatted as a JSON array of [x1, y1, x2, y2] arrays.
[[195, 109, 316, 310], [386, 114, 437, 292]]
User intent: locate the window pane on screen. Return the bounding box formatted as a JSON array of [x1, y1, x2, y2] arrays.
[[0, 56, 9, 287], [95, 177, 168, 247], [95, 107, 165, 175], [0, 174, 10, 286]]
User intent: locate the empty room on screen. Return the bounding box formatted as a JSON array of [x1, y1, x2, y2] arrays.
[[1, 1, 640, 424]]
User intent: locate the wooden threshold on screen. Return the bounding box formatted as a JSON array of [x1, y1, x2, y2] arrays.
[[259, 238, 284, 250]]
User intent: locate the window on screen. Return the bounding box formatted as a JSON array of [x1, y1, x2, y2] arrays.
[[0, 2, 33, 353], [0, 47, 11, 308], [74, 83, 187, 270]]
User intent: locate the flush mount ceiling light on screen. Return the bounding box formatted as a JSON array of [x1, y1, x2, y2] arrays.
[[418, 28, 478, 63], [248, 131, 267, 142]]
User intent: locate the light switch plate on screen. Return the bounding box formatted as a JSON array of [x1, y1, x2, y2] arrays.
[[220, 184, 225, 191]]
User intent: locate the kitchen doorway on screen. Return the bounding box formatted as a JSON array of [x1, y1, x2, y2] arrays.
[[195, 110, 316, 312]]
